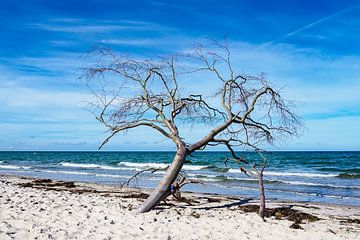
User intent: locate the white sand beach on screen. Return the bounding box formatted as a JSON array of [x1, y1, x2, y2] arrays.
[[1, 174, 359, 240]]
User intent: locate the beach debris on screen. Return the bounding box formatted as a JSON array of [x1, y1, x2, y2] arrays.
[[18, 179, 76, 188], [16, 178, 155, 201], [127, 204, 133, 211], [33, 179, 52, 184], [205, 197, 221, 203], [174, 209, 182, 215], [238, 205, 259, 213], [293, 204, 321, 210], [289, 223, 303, 229], [238, 204, 320, 228], [338, 218, 360, 225], [190, 211, 200, 218], [122, 192, 149, 199]]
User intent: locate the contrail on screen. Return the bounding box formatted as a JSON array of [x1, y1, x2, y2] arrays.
[[257, 4, 360, 49]]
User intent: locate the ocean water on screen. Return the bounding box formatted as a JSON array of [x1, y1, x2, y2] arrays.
[[0, 151, 359, 206]]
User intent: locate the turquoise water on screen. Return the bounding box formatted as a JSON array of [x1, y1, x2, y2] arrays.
[[0, 151, 359, 206]]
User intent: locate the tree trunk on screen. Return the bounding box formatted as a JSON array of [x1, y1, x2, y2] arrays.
[[258, 171, 266, 220], [138, 143, 187, 213]]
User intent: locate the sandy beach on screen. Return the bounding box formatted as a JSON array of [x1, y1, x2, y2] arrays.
[[0, 174, 359, 240]]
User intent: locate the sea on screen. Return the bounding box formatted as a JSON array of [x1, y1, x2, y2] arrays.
[[0, 151, 359, 206]]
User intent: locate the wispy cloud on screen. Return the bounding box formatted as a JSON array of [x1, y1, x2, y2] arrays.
[[259, 4, 360, 48], [30, 20, 171, 33], [49, 18, 84, 23], [305, 110, 360, 120], [52, 141, 87, 146], [100, 38, 162, 46], [31, 23, 143, 33], [283, 4, 360, 38], [0, 86, 90, 108], [1, 0, 360, 150], [49, 40, 76, 47]]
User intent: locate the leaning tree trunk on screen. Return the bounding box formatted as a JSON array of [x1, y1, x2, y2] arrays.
[[258, 170, 266, 220], [138, 143, 187, 213]]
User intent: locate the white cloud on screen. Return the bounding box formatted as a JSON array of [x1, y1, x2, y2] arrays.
[[31, 24, 140, 33], [100, 38, 163, 46], [1, 32, 359, 150], [30, 20, 171, 33], [0, 86, 90, 108], [49, 18, 84, 23]]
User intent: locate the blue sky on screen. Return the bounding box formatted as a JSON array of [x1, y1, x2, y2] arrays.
[[0, 0, 360, 151]]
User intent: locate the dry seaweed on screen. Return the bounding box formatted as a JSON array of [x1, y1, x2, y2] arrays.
[[19, 179, 75, 188], [238, 204, 320, 228], [121, 193, 149, 199], [206, 197, 222, 203], [339, 218, 360, 225]]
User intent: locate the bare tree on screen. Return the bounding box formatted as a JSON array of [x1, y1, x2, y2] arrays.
[[82, 40, 301, 213], [236, 150, 268, 220]]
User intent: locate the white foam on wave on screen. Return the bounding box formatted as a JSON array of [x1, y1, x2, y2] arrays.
[[60, 162, 104, 168], [226, 176, 257, 181], [265, 171, 337, 178], [186, 173, 256, 182], [323, 194, 360, 201], [183, 165, 206, 171], [118, 161, 207, 171], [186, 173, 217, 182], [279, 180, 360, 189], [95, 173, 132, 179], [213, 183, 258, 191], [118, 161, 169, 169], [228, 169, 337, 178], [0, 165, 31, 170], [41, 170, 92, 175], [191, 177, 218, 182], [40, 170, 132, 179], [59, 162, 139, 171], [187, 173, 216, 178]]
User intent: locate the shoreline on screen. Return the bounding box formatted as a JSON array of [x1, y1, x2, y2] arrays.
[[1, 174, 359, 239], [1, 172, 359, 209], [1, 150, 360, 152], [1, 151, 359, 207]]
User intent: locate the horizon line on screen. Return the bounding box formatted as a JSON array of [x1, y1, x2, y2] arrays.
[[0, 150, 359, 152]]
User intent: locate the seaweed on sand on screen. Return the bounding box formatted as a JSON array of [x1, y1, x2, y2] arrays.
[[238, 204, 320, 229]]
